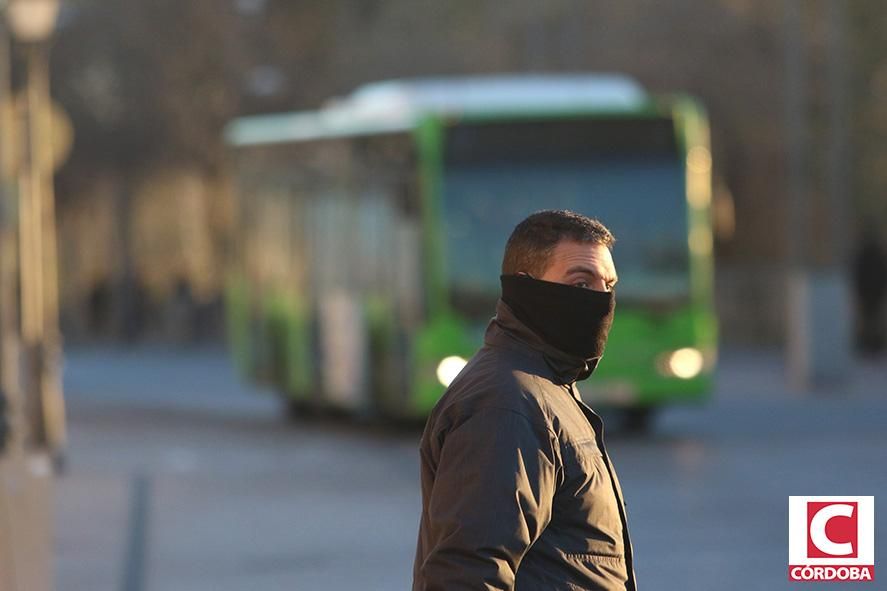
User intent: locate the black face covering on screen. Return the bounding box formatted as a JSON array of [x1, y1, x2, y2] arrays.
[[500, 274, 615, 361]]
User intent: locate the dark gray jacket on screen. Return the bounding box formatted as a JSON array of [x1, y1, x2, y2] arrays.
[[413, 301, 636, 591]]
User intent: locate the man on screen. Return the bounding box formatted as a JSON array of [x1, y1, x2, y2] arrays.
[[413, 210, 636, 591]]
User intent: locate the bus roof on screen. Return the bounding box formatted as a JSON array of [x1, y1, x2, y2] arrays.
[[226, 74, 650, 147]]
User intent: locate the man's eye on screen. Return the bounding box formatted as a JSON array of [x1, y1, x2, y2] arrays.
[[574, 281, 589, 289]]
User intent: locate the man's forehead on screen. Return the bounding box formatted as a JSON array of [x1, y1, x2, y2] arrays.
[[551, 241, 614, 266]]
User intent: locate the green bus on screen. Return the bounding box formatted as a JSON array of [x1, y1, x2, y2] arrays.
[[224, 74, 717, 426]]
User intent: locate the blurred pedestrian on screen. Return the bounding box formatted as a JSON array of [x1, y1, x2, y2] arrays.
[[413, 210, 636, 591], [852, 229, 887, 355]]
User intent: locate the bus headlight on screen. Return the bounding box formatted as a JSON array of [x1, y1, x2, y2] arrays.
[[660, 347, 704, 379], [436, 356, 467, 387]]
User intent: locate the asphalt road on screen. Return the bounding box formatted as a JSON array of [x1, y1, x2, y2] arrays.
[[56, 347, 887, 591]]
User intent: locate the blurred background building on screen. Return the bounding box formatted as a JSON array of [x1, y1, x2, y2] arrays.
[[47, 0, 887, 349]]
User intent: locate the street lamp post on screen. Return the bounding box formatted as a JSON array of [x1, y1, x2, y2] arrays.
[[0, 4, 58, 589], [0, 1, 18, 462], [6, 0, 64, 456]]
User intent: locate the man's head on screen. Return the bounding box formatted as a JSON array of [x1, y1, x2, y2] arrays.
[[502, 210, 618, 293]]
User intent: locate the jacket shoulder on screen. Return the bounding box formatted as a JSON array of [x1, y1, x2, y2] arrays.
[[428, 345, 559, 436]]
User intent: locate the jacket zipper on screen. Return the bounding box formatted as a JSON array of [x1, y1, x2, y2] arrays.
[[567, 383, 637, 591]]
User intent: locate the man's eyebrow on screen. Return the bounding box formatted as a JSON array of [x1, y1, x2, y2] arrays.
[[566, 265, 601, 277]]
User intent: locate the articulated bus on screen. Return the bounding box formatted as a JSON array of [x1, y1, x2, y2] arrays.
[[224, 75, 717, 427]]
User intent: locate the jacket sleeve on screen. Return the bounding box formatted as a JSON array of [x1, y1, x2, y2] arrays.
[[417, 407, 560, 591]]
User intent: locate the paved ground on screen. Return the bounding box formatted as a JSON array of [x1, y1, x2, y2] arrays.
[[56, 347, 887, 591]]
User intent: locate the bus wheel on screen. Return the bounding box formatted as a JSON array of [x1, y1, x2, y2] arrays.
[[622, 407, 655, 434]]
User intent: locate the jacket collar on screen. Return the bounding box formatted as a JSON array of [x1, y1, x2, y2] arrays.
[[484, 299, 598, 385]]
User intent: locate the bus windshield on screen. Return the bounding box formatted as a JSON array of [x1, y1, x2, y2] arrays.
[[442, 117, 689, 317]]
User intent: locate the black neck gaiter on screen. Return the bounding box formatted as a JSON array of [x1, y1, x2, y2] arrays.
[[500, 274, 615, 361]]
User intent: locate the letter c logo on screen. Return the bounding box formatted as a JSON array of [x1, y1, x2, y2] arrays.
[[810, 503, 854, 556]]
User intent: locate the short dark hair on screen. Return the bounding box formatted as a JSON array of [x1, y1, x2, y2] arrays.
[[501, 210, 615, 276]]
